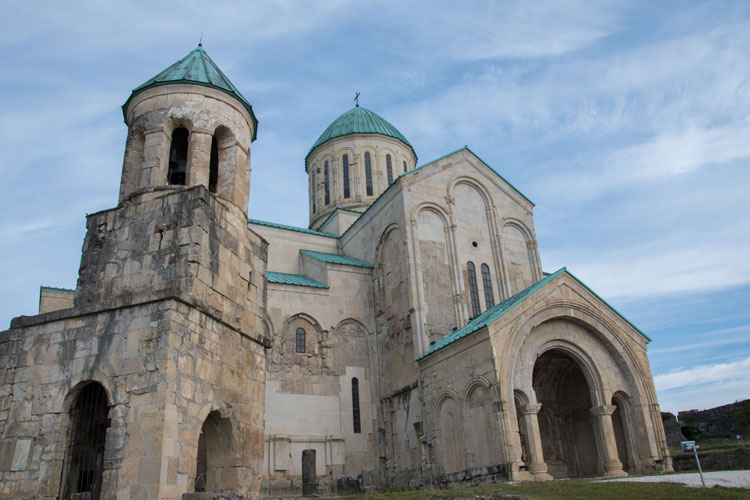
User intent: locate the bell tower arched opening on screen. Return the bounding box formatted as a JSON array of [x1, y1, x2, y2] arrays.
[[533, 349, 600, 478], [168, 127, 189, 185]]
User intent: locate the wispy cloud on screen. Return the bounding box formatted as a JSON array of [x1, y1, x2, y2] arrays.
[[654, 357, 750, 413]]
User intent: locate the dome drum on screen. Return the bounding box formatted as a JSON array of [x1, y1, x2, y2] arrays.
[[306, 106, 417, 229]]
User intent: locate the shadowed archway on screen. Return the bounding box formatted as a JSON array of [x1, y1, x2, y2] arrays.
[[533, 349, 600, 478]]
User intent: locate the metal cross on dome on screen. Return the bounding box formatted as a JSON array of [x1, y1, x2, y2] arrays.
[[354, 92, 360, 107]]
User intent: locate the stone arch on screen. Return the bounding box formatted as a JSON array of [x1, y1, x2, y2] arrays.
[[463, 379, 498, 469], [500, 218, 539, 294], [61, 381, 111, 500], [210, 124, 236, 196], [532, 347, 601, 478], [435, 394, 465, 474], [502, 300, 657, 477], [331, 317, 370, 372], [448, 176, 505, 312], [195, 409, 241, 493], [611, 391, 635, 472], [282, 312, 323, 359], [447, 176, 495, 211], [411, 202, 461, 347]]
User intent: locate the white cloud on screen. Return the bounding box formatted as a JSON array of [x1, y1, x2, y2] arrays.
[[655, 357, 750, 414], [655, 356, 750, 392]]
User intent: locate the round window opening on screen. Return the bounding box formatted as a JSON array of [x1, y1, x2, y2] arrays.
[[471, 241, 478, 248]]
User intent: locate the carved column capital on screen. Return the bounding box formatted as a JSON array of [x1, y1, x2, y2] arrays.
[[591, 404, 617, 417], [521, 403, 543, 416]]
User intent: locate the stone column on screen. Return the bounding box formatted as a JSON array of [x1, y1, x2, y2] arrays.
[[520, 403, 552, 481], [187, 130, 213, 188], [591, 405, 628, 478], [141, 129, 170, 190]]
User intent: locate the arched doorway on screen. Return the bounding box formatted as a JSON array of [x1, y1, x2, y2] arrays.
[[196, 410, 237, 492], [62, 382, 110, 500], [533, 349, 600, 478]]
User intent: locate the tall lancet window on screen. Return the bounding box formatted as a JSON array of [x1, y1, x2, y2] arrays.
[[311, 171, 317, 214], [342, 154, 351, 199], [386, 154, 393, 184], [403, 160, 408, 173], [209, 136, 219, 193], [168, 127, 189, 185], [467, 261, 481, 318], [481, 263, 495, 308], [352, 377, 361, 433], [324, 161, 330, 205], [365, 152, 373, 196]]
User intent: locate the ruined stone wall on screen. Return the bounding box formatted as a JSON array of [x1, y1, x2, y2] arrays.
[[419, 331, 508, 484], [75, 186, 266, 342], [260, 255, 377, 496], [1, 184, 269, 499], [0, 296, 267, 500]]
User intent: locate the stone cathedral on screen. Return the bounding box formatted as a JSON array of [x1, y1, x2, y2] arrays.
[[0, 47, 672, 499]]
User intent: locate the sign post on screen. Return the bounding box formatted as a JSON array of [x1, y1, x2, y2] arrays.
[[680, 440, 706, 488]]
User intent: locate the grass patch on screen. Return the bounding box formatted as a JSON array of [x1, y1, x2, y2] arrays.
[[331, 479, 749, 500], [501, 479, 748, 499]]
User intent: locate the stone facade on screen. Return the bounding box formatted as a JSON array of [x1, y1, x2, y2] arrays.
[[0, 46, 672, 500]]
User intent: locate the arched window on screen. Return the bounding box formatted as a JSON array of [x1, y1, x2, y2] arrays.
[[324, 161, 330, 205], [467, 261, 481, 318], [209, 136, 219, 193], [168, 127, 189, 185], [403, 160, 408, 173], [386, 154, 393, 185], [296, 327, 306, 353], [63, 382, 110, 500], [311, 171, 317, 214], [352, 377, 361, 433], [481, 263, 495, 308], [365, 152, 373, 196], [342, 154, 350, 199]]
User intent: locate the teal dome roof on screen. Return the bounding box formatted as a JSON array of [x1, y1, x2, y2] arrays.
[[122, 45, 258, 141], [307, 106, 416, 161]]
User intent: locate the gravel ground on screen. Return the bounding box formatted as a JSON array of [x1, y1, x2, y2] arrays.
[[600, 470, 750, 488]]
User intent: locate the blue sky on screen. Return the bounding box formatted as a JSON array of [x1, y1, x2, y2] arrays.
[[1, 0, 748, 414]]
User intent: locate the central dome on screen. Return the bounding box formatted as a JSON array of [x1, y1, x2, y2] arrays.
[[307, 106, 416, 160]]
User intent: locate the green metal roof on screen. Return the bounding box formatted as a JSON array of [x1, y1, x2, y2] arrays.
[[417, 267, 649, 361], [266, 272, 328, 288], [122, 45, 258, 141], [300, 250, 373, 268], [307, 106, 416, 161], [248, 218, 338, 238]]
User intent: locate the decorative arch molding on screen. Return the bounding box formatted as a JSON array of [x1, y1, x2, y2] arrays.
[[281, 312, 324, 334], [500, 218, 534, 242], [433, 389, 462, 420], [447, 175, 496, 212], [536, 338, 607, 407], [333, 317, 370, 336], [55, 372, 115, 414], [499, 217, 542, 287], [410, 202, 464, 349], [501, 302, 650, 408], [461, 376, 498, 406], [447, 175, 510, 304]]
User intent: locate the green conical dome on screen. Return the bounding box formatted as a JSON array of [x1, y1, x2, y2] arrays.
[[122, 45, 258, 141], [307, 106, 416, 161]]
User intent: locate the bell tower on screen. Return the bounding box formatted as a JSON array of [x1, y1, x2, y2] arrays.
[[67, 46, 269, 498], [119, 44, 258, 214]]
